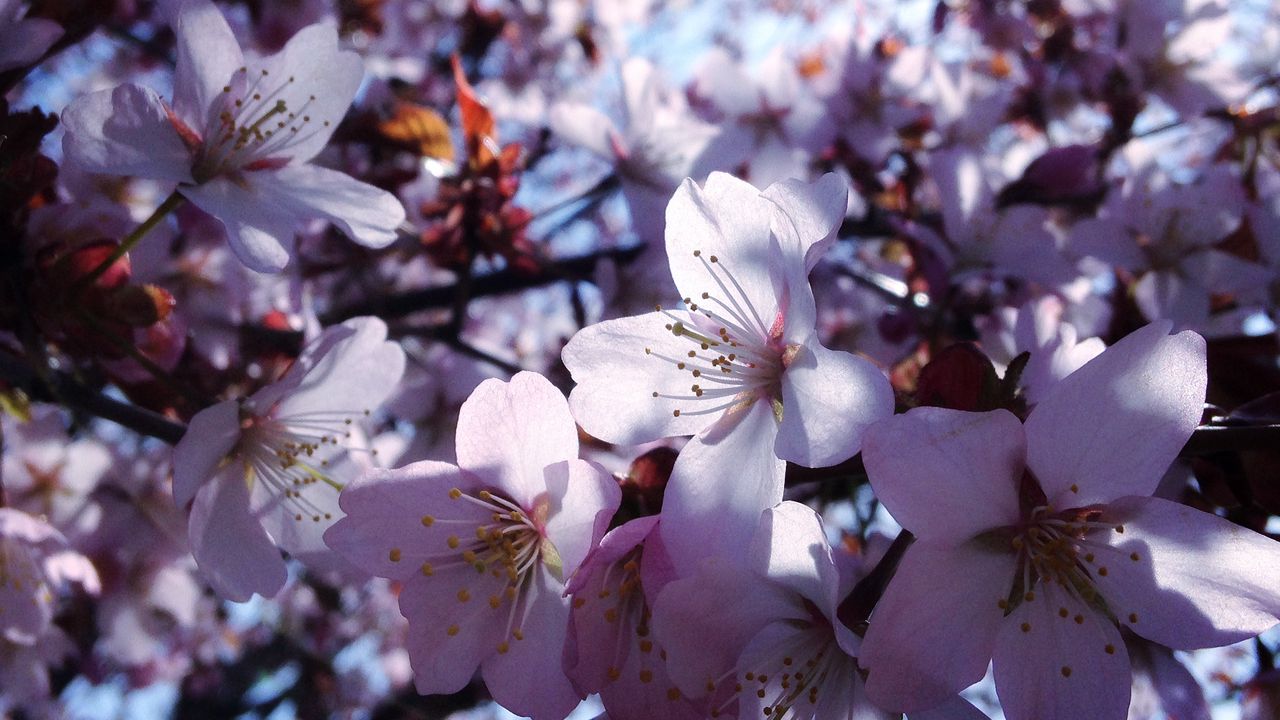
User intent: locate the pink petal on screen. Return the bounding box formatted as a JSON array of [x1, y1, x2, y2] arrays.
[[761, 173, 848, 273], [481, 566, 582, 720], [664, 175, 780, 337], [563, 312, 721, 445], [908, 697, 992, 720], [399, 565, 506, 695], [1024, 322, 1206, 508], [61, 85, 195, 184], [659, 397, 786, 575], [0, 562, 51, 644], [861, 542, 1017, 713], [249, 23, 364, 164], [171, 398, 241, 507], [1134, 270, 1210, 327], [1070, 217, 1146, 269], [324, 461, 485, 579], [992, 581, 1130, 720], [542, 458, 622, 581], [187, 465, 288, 602], [455, 372, 579, 510], [775, 341, 893, 468], [181, 177, 296, 272], [862, 408, 1024, 545], [169, 0, 243, 128], [548, 102, 618, 160], [748, 501, 842, 616], [0, 17, 61, 72], [1091, 495, 1280, 650], [651, 562, 804, 699], [269, 316, 405, 420], [254, 165, 405, 249]]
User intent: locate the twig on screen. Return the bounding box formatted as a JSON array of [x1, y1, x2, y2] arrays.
[[0, 351, 186, 444], [320, 245, 643, 324]]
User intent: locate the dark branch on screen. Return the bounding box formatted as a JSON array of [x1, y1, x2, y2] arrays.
[[320, 245, 643, 324], [0, 351, 187, 444]]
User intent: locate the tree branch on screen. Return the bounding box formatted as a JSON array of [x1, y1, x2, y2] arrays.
[[0, 351, 186, 444], [320, 245, 642, 324]]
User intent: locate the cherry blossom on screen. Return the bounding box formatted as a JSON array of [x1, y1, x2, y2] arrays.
[[324, 372, 621, 720], [549, 57, 721, 249], [976, 296, 1105, 404], [653, 501, 987, 720], [171, 316, 405, 601], [0, 508, 99, 645], [858, 322, 1280, 720], [563, 516, 703, 720], [60, 0, 404, 272], [563, 172, 894, 569], [0, 1, 61, 74], [1070, 162, 1271, 328]]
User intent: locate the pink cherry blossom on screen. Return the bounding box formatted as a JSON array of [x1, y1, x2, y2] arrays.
[[563, 515, 703, 720], [60, 0, 405, 273], [324, 372, 621, 720], [977, 296, 1105, 404], [1070, 163, 1271, 328], [653, 501, 988, 720], [171, 316, 405, 602], [0, 508, 99, 645], [563, 172, 894, 569], [858, 322, 1280, 720], [549, 57, 721, 249]]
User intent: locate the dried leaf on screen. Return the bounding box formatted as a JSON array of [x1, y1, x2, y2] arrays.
[[377, 101, 454, 161], [451, 54, 497, 167]]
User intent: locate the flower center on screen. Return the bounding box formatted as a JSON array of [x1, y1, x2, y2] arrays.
[[707, 621, 849, 720], [237, 404, 373, 525], [190, 67, 332, 182], [999, 505, 1136, 617], [421, 488, 550, 654], [645, 249, 788, 418]]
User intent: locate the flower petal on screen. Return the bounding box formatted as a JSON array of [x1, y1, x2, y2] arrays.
[[992, 581, 1130, 720], [861, 542, 1016, 713], [651, 562, 805, 698], [1134, 270, 1209, 327], [61, 85, 195, 184], [188, 465, 288, 602], [862, 408, 1024, 545], [481, 566, 582, 720], [170, 0, 243, 127], [542, 458, 622, 582], [761, 172, 848, 273], [0, 17, 61, 72], [775, 342, 893, 468], [665, 175, 780, 338], [748, 501, 842, 615], [455, 372, 579, 509], [563, 311, 722, 445], [1024, 322, 1206, 508], [548, 102, 617, 160], [324, 461, 485, 579], [172, 398, 240, 508], [180, 177, 295, 272], [254, 164, 406, 249], [659, 397, 786, 575], [269, 316, 405, 420], [1091, 495, 1280, 650], [399, 561, 506, 695], [250, 22, 363, 164]]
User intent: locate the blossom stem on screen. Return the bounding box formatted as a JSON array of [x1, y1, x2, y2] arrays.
[[75, 191, 185, 290]]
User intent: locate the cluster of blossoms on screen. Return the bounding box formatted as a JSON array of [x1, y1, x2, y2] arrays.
[[2, 0, 1280, 718]]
